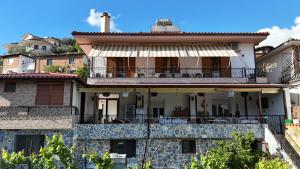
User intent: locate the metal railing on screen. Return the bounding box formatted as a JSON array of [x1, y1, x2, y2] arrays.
[[86, 115, 283, 125], [90, 67, 266, 78], [0, 106, 79, 119]]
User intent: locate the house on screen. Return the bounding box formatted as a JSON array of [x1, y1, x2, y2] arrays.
[[257, 39, 300, 121], [35, 52, 89, 73], [0, 73, 83, 159], [1, 53, 35, 73], [4, 33, 61, 55], [70, 13, 291, 168]]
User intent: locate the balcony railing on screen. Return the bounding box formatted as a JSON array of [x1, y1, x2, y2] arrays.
[[90, 67, 265, 78], [0, 106, 78, 120]]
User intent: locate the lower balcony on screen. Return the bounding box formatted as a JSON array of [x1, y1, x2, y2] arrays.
[[0, 106, 79, 129]]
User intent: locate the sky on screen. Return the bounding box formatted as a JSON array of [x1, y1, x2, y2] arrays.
[[0, 0, 300, 54]]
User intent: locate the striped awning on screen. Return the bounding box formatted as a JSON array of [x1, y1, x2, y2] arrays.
[[89, 45, 239, 57]]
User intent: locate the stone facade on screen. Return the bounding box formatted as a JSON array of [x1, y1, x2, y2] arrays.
[[75, 123, 265, 139], [0, 129, 74, 153]]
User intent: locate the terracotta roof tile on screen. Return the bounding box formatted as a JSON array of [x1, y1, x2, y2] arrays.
[[72, 31, 269, 36], [0, 73, 84, 83]]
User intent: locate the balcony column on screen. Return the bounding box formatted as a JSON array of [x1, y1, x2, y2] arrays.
[[258, 92, 263, 117], [283, 88, 292, 119]]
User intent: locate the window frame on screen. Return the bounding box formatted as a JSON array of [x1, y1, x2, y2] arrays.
[[15, 135, 45, 156], [68, 57, 75, 64], [4, 82, 16, 92], [46, 58, 53, 65], [182, 139, 196, 154], [7, 58, 14, 64], [41, 46, 47, 50], [110, 140, 136, 158]]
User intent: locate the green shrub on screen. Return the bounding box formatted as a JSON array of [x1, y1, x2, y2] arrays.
[[256, 157, 290, 169], [0, 149, 26, 169], [44, 65, 64, 73], [75, 66, 88, 79], [83, 151, 113, 169]]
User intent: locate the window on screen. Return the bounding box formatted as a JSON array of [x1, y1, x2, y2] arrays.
[[15, 135, 45, 156], [110, 140, 136, 158], [7, 58, 14, 64], [4, 82, 16, 92], [47, 59, 52, 65], [34, 45, 39, 49], [69, 57, 75, 64], [35, 84, 64, 105], [261, 98, 269, 109], [153, 108, 164, 118], [182, 140, 196, 154], [41, 46, 47, 50]]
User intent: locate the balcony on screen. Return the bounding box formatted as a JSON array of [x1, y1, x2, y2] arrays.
[[0, 106, 79, 129], [88, 67, 267, 85]]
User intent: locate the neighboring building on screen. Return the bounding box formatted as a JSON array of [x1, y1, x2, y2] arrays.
[[0, 73, 83, 160], [70, 13, 291, 168], [257, 39, 300, 120], [1, 53, 35, 73], [35, 52, 89, 73], [4, 33, 61, 55]]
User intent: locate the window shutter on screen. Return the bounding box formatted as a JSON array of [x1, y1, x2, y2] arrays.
[[36, 84, 64, 105], [50, 84, 64, 105], [36, 84, 50, 105]]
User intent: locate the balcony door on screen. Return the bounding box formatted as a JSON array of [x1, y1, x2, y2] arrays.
[[155, 57, 179, 73], [97, 99, 119, 123], [202, 57, 231, 77], [107, 58, 136, 77]]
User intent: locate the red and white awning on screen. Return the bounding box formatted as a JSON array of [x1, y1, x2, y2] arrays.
[[89, 45, 239, 57]]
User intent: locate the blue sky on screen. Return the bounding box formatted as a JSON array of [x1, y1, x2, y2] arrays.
[[1, 0, 300, 54]]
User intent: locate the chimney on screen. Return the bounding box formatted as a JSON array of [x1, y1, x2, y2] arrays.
[[101, 12, 111, 32]]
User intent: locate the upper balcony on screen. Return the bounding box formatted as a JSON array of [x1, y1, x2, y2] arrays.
[[0, 106, 79, 129], [88, 67, 267, 85]]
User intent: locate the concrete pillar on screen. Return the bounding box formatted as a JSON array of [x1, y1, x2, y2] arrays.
[[283, 88, 292, 119]]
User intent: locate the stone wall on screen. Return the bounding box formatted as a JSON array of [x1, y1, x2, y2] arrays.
[[76, 138, 216, 169], [0, 81, 37, 106], [75, 123, 265, 140], [0, 129, 73, 153]]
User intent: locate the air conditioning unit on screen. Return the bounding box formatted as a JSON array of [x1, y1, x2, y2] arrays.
[[231, 43, 240, 52]]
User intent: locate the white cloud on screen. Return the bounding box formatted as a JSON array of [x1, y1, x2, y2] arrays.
[[258, 16, 300, 47], [86, 9, 122, 32]]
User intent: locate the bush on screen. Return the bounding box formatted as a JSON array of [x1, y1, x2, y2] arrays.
[[83, 151, 113, 169], [44, 65, 64, 73], [256, 157, 290, 169], [75, 66, 89, 79], [0, 149, 26, 169]]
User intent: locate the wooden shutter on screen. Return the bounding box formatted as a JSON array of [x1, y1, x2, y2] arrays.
[[155, 58, 164, 73], [50, 84, 64, 105], [170, 58, 179, 69], [36, 84, 64, 105], [202, 57, 213, 77], [126, 58, 136, 77], [107, 58, 117, 76], [220, 57, 231, 77], [35, 84, 50, 105]]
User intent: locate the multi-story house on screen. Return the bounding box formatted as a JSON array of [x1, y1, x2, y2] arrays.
[[70, 13, 291, 168], [1, 53, 35, 73], [257, 39, 300, 120], [0, 73, 83, 158], [4, 33, 61, 55], [35, 52, 89, 73]]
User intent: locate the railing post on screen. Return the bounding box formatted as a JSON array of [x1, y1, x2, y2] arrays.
[[243, 67, 246, 78]]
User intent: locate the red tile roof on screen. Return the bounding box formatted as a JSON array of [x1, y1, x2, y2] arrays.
[[0, 73, 84, 83], [72, 31, 269, 36]]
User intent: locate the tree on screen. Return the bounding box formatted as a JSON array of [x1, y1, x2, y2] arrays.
[[44, 65, 65, 73], [83, 151, 113, 169], [0, 149, 26, 169]]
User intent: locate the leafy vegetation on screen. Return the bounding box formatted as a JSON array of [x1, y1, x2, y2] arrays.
[[7, 46, 29, 55], [83, 151, 114, 169], [44, 65, 65, 73], [185, 131, 290, 169], [75, 66, 89, 79], [0, 149, 26, 169], [131, 161, 153, 169], [256, 157, 290, 169], [51, 38, 82, 54]]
